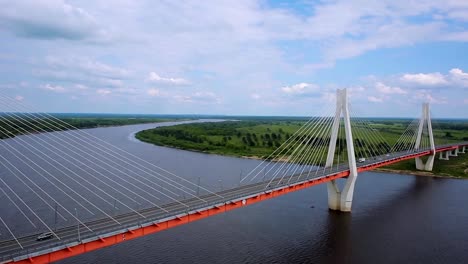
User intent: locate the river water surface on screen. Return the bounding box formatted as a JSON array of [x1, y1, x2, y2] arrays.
[[1, 120, 467, 264]]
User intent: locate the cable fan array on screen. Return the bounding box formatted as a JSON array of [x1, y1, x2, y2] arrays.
[[240, 102, 393, 187], [390, 110, 449, 153], [0, 93, 220, 245]]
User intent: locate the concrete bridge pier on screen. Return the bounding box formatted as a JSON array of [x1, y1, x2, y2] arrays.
[[327, 172, 358, 212], [326, 88, 358, 212], [460, 146, 466, 154], [449, 148, 459, 157], [439, 151, 450, 160], [416, 155, 435, 171], [327, 180, 341, 210]]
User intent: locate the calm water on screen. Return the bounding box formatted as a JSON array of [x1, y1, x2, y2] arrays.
[[1, 121, 467, 263], [62, 174, 468, 264]]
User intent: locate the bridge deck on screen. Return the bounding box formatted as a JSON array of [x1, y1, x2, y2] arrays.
[[0, 143, 466, 264]]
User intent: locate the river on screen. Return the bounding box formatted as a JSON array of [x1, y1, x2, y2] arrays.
[[1, 120, 467, 264]]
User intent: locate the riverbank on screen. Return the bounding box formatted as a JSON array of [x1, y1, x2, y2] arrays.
[[135, 120, 294, 158], [374, 168, 467, 179], [135, 120, 468, 179], [0, 115, 183, 139], [380, 153, 468, 178]]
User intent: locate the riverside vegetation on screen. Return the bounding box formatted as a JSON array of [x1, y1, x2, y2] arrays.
[[136, 119, 468, 178], [0, 114, 181, 139]]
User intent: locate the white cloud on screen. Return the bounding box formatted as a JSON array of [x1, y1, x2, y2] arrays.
[[74, 84, 88, 90], [1, 1, 468, 116], [368, 96, 384, 103], [96, 89, 111, 95], [358, 69, 467, 107], [447, 10, 468, 22], [191, 91, 221, 104], [345, 86, 367, 99], [400, 72, 448, 86], [281, 83, 319, 95], [34, 56, 129, 89], [173, 91, 221, 104], [147, 88, 161, 97], [0, 82, 28, 89], [114, 88, 138, 94], [321, 91, 336, 103], [450, 68, 468, 78], [413, 90, 447, 104], [40, 83, 66, 92], [349, 86, 365, 93], [398, 68, 468, 89], [321, 22, 445, 66], [0, 0, 111, 41], [98, 78, 123, 88], [449, 68, 468, 87], [147, 72, 189, 85], [44, 56, 130, 80], [251, 93, 261, 99], [375, 82, 407, 94], [0, 83, 16, 89]]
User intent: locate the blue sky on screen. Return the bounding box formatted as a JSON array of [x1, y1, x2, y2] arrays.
[[0, 0, 467, 118]]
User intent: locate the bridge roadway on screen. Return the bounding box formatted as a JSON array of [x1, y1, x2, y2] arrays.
[[0, 143, 466, 263]]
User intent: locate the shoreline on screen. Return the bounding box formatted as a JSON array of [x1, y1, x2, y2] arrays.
[[134, 122, 467, 180], [136, 137, 467, 179], [135, 137, 286, 161], [0, 119, 183, 140], [373, 168, 466, 179]]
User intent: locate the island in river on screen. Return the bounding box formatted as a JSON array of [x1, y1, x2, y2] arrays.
[[135, 118, 468, 178]]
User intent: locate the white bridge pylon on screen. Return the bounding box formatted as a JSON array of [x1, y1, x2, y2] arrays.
[[324, 92, 437, 211], [325, 88, 358, 212], [414, 102, 436, 171]]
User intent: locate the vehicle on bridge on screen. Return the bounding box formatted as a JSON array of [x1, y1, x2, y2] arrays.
[[36, 232, 53, 241]]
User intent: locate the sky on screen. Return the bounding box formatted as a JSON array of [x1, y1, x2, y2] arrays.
[[0, 0, 467, 118]]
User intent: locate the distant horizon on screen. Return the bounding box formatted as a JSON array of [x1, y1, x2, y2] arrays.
[[5, 111, 467, 121]]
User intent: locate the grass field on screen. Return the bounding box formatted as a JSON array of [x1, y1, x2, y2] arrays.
[[136, 118, 468, 178], [136, 120, 309, 158], [381, 152, 468, 178]]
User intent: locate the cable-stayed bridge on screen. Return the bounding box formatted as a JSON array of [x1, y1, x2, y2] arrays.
[[0, 89, 466, 264]]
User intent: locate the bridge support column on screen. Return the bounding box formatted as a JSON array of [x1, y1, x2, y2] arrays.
[[325, 89, 358, 212], [460, 146, 466, 154], [439, 151, 449, 160], [415, 155, 435, 171], [327, 180, 341, 210], [449, 148, 459, 157], [414, 103, 435, 171]]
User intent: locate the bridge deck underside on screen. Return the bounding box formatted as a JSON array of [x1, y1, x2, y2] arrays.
[[0, 143, 465, 263]]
